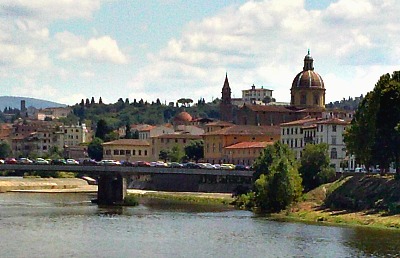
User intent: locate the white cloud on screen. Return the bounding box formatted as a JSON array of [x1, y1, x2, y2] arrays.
[[59, 36, 128, 64], [129, 0, 400, 103]]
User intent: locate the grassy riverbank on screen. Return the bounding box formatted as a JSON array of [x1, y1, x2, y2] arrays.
[[274, 176, 400, 230], [127, 190, 234, 205]]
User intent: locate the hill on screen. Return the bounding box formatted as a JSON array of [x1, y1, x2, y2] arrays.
[[0, 96, 66, 110]]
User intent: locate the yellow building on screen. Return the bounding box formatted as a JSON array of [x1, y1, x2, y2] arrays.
[[224, 141, 274, 166], [151, 134, 202, 160], [102, 139, 151, 162], [203, 124, 280, 164]]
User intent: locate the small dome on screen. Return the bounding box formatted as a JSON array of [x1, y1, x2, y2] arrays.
[[292, 70, 324, 89], [174, 111, 192, 122]]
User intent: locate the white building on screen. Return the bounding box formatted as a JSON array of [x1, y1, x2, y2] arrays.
[[59, 124, 89, 147], [242, 84, 273, 104], [138, 125, 174, 140], [280, 117, 353, 171]]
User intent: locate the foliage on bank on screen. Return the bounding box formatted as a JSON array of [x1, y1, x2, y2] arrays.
[[236, 142, 303, 213]]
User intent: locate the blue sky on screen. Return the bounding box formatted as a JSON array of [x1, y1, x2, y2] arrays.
[[0, 0, 399, 105]]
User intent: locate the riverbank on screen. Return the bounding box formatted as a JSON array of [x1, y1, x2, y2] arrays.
[[275, 176, 400, 230], [0, 177, 97, 193], [127, 189, 234, 205]]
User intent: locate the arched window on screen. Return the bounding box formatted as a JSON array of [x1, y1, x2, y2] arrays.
[[300, 94, 307, 105], [314, 94, 319, 105], [330, 148, 337, 159]]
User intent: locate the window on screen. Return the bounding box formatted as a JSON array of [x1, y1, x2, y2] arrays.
[[126, 150, 131, 155], [106, 150, 111, 155], [300, 94, 307, 105], [330, 148, 337, 159], [113, 150, 119, 155], [331, 136, 337, 145], [120, 150, 125, 155], [175, 139, 178, 143], [332, 125, 337, 132], [138, 150, 142, 156], [144, 150, 147, 156], [132, 150, 136, 156], [282, 129, 285, 135]]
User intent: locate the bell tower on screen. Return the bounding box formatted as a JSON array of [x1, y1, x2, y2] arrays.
[[220, 73, 233, 122]]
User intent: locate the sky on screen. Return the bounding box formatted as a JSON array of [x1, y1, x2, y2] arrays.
[[0, 0, 399, 106]]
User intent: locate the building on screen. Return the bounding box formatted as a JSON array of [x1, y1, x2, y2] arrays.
[[151, 133, 202, 161], [280, 117, 353, 171], [242, 84, 273, 104], [102, 139, 151, 162], [219, 73, 234, 122], [137, 125, 174, 140], [290, 50, 326, 108], [203, 124, 280, 165], [224, 141, 273, 166]]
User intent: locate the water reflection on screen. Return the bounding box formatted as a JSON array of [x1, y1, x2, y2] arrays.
[[1, 192, 400, 258]]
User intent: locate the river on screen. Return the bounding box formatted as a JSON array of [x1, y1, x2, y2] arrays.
[[0, 192, 399, 258]]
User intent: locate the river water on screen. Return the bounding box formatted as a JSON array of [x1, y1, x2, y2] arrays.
[[0, 193, 399, 258]]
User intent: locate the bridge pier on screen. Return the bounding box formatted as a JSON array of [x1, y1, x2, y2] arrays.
[[97, 175, 126, 205]]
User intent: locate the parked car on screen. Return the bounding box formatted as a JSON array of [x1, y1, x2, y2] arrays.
[[34, 158, 50, 164], [121, 160, 136, 166], [183, 162, 201, 169], [80, 158, 98, 165], [136, 161, 151, 167], [5, 158, 17, 164], [234, 164, 250, 171], [51, 159, 66, 165], [0, 159, 4, 164], [198, 163, 216, 169], [98, 160, 121, 165], [17, 158, 33, 164], [168, 162, 183, 168], [66, 159, 79, 165], [354, 167, 366, 173], [220, 164, 235, 170]]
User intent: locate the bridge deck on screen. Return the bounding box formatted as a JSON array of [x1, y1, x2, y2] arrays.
[[0, 164, 254, 177]]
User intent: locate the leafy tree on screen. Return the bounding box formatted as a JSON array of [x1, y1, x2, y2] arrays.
[[0, 142, 11, 159], [104, 131, 119, 142], [298, 143, 335, 192], [159, 149, 170, 162], [88, 137, 103, 161], [169, 145, 184, 162], [95, 119, 111, 141], [184, 140, 204, 162], [252, 141, 303, 212], [345, 71, 400, 174]]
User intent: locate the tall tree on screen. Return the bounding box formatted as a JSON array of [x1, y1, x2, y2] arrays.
[[95, 119, 110, 141], [88, 137, 104, 161], [0, 142, 11, 159], [252, 141, 303, 212], [345, 71, 400, 174], [184, 140, 204, 162], [298, 143, 335, 192]]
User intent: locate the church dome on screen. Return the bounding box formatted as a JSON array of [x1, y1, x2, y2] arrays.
[[291, 50, 324, 89], [174, 111, 192, 122], [292, 70, 324, 89]]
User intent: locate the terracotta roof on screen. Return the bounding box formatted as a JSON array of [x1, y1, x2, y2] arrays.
[[302, 124, 317, 129], [205, 125, 280, 136], [138, 125, 156, 132], [153, 134, 202, 139], [316, 118, 350, 125], [295, 107, 325, 113], [225, 141, 274, 149], [174, 111, 192, 122], [102, 139, 150, 146], [280, 117, 319, 126], [242, 104, 294, 113], [205, 121, 235, 126]]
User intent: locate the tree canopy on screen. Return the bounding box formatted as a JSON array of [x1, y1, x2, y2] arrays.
[[251, 141, 303, 212], [184, 140, 204, 162], [345, 71, 400, 174], [88, 137, 104, 161], [298, 143, 335, 192], [0, 142, 11, 159]]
